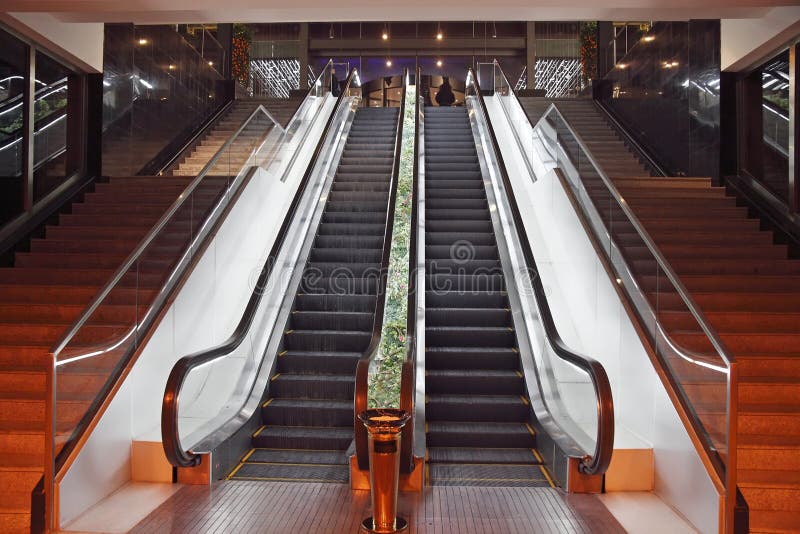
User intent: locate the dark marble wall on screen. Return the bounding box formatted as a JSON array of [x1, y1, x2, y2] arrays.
[[101, 24, 230, 176], [597, 20, 721, 179]]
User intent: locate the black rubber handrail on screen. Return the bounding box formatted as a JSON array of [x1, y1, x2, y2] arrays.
[[353, 69, 409, 471], [162, 67, 359, 468], [467, 68, 614, 476]]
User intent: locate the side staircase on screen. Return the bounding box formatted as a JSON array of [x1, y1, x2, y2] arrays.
[[0, 175, 228, 533], [519, 97, 800, 533], [172, 98, 303, 177]]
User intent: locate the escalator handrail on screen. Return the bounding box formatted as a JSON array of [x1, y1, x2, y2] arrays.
[[161, 68, 360, 467], [530, 104, 736, 371], [467, 68, 614, 476], [353, 69, 409, 471]]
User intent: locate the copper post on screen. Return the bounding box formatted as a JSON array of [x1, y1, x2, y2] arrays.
[[358, 409, 411, 534]]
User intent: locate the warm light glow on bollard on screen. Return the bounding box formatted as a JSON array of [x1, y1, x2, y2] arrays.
[[359, 409, 411, 533]]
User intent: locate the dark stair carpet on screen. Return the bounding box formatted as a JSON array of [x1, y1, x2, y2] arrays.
[[229, 106, 399, 484], [423, 106, 551, 488]]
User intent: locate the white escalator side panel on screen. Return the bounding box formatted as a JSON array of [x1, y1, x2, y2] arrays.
[[485, 96, 719, 534]]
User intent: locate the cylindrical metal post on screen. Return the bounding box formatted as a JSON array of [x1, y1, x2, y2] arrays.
[[358, 409, 411, 534]]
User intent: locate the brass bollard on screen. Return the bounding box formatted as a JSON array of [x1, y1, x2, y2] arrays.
[[358, 409, 411, 534]]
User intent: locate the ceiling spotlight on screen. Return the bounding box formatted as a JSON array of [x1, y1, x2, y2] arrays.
[[208, 61, 214, 66], [436, 31, 444, 40], [382, 32, 389, 40], [168, 64, 177, 70], [329, 24, 335, 39], [618, 63, 628, 69], [643, 35, 655, 42], [436, 59, 443, 67], [137, 38, 148, 45], [386, 59, 392, 67]]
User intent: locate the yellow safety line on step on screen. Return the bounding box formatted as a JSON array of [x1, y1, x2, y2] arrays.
[[227, 457, 250, 479], [516, 371, 523, 378], [279, 350, 288, 357], [232, 476, 343, 483], [285, 329, 294, 334], [511, 348, 519, 353], [525, 423, 536, 436], [539, 465, 556, 488], [253, 425, 266, 437], [241, 449, 256, 463], [262, 398, 274, 408], [520, 396, 529, 406], [532, 449, 544, 463], [271, 374, 281, 381]]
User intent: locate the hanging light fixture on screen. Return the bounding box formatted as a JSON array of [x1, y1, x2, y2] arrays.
[[386, 59, 393, 67], [436, 59, 443, 67], [436, 23, 443, 40], [492, 22, 498, 38], [382, 23, 389, 40], [329, 23, 335, 39]]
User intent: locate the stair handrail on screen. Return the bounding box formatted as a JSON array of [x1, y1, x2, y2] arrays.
[[467, 67, 614, 476], [160, 67, 361, 468], [397, 66, 421, 474], [353, 69, 409, 471], [490, 61, 739, 529]]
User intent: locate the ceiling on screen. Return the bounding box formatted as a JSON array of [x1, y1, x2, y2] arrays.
[[2, 0, 792, 24]]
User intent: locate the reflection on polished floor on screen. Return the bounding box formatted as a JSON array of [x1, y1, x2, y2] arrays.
[[128, 481, 624, 533]]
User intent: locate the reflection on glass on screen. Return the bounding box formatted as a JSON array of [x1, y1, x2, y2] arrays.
[[0, 28, 28, 225], [33, 51, 72, 202], [760, 49, 790, 202]]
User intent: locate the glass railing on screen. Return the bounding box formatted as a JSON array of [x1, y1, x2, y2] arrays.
[[762, 100, 789, 157], [490, 61, 737, 528], [465, 67, 614, 477], [45, 61, 339, 522], [161, 66, 361, 468]]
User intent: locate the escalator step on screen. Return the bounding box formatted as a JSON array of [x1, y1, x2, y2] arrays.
[[427, 464, 550, 488], [252, 425, 353, 450], [426, 421, 536, 448], [263, 398, 352, 426], [270, 373, 354, 399], [291, 311, 373, 331], [426, 326, 515, 347], [427, 447, 538, 464], [278, 351, 361, 374], [298, 276, 377, 295], [232, 462, 349, 483], [247, 448, 348, 465], [426, 370, 523, 394], [426, 307, 511, 326], [426, 394, 529, 422], [425, 347, 520, 370], [284, 329, 371, 352], [426, 274, 505, 292]]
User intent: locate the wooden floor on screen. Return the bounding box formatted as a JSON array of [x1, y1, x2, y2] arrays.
[[130, 481, 625, 533]]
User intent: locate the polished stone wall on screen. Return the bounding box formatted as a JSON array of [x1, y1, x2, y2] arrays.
[[598, 20, 721, 179], [101, 24, 229, 176]]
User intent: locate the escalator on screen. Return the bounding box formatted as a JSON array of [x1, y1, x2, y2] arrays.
[[228, 107, 400, 483], [423, 106, 549, 487]]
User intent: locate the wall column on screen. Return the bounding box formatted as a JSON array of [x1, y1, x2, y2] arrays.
[[526, 22, 535, 90], [298, 23, 309, 88]]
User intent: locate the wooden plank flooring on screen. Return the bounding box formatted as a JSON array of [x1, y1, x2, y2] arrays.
[[130, 481, 625, 533]]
